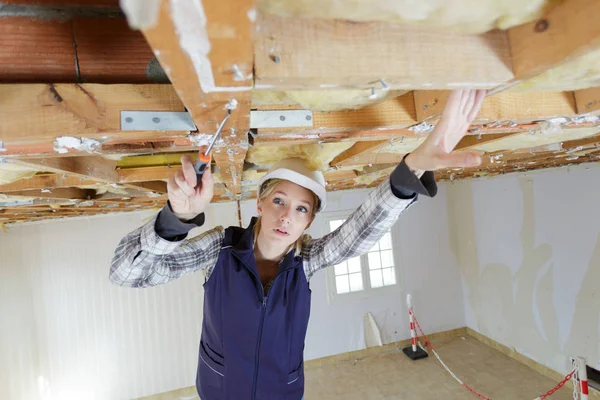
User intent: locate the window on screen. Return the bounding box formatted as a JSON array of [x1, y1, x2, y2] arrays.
[[327, 218, 399, 297]]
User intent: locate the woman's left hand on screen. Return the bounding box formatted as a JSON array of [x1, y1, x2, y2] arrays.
[[405, 89, 486, 173]]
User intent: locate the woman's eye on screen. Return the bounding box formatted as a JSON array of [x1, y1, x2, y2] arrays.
[[297, 206, 308, 214], [273, 198, 283, 205]]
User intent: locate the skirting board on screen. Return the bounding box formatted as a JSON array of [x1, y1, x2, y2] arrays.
[[466, 328, 600, 399]]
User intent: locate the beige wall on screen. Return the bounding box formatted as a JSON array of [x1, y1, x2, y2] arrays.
[[447, 163, 600, 375]]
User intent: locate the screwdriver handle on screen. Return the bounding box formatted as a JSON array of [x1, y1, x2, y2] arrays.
[[194, 152, 211, 188]]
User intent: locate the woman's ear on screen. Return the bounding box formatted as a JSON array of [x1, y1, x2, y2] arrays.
[[256, 198, 263, 215]]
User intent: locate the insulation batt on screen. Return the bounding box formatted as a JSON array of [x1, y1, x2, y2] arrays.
[[258, 0, 558, 33]]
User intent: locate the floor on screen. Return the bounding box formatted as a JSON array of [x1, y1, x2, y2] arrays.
[[140, 335, 575, 400], [303, 336, 574, 400]]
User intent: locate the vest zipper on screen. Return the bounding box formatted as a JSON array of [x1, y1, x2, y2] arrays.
[[252, 295, 268, 400]]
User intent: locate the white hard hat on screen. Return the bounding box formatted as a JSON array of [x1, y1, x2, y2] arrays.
[[258, 158, 327, 212]]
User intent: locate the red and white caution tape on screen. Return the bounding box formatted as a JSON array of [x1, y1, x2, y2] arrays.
[[411, 313, 580, 400]]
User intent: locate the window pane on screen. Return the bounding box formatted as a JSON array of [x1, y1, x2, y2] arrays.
[[382, 267, 396, 286], [380, 250, 394, 268], [329, 219, 345, 231], [347, 256, 361, 273], [334, 262, 348, 275], [336, 275, 350, 294], [379, 232, 392, 250], [368, 252, 381, 270], [349, 272, 363, 292], [370, 270, 383, 288]]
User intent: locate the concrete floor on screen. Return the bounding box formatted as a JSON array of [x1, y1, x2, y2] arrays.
[[304, 336, 574, 400]]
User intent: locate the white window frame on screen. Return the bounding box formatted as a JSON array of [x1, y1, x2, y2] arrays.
[[322, 211, 403, 305]]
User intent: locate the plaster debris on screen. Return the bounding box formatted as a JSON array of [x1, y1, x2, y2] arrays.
[[120, 0, 162, 29], [408, 121, 435, 134], [571, 114, 600, 124], [226, 99, 239, 110], [77, 200, 95, 207], [53, 137, 101, 154], [565, 146, 584, 154], [41, 189, 52, 193], [188, 133, 214, 146]]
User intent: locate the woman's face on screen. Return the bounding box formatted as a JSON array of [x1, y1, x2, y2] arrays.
[[257, 180, 316, 248]]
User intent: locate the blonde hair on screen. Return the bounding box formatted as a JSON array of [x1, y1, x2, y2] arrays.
[[253, 178, 320, 256]]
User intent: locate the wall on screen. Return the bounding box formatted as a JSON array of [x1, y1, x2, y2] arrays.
[[447, 163, 600, 376], [0, 182, 464, 399]]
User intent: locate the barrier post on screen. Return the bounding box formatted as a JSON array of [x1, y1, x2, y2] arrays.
[[402, 294, 428, 360]]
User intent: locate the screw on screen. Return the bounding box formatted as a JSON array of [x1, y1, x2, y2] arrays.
[[535, 19, 549, 32], [306, 115, 312, 121], [280, 115, 286, 121], [423, 105, 428, 110], [152, 117, 161, 123], [270, 54, 280, 63], [125, 117, 133, 123]]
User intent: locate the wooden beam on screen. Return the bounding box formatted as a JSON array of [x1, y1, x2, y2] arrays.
[[254, 12, 513, 90], [330, 141, 388, 167], [455, 133, 523, 151], [1, 188, 95, 200], [0, 174, 98, 192], [574, 87, 600, 115], [128, 181, 168, 194], [508, 0, 600, 91], [0, 84, 186, 145], [131, 0, 255, 198], [10, 156, 119, 183], [414, 91, 577, 122]]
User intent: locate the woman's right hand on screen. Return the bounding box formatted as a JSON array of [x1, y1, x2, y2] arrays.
[[167, 152, 214, 221]]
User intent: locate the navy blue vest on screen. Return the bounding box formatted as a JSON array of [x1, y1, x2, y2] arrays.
[[196, 218, 311, 400]]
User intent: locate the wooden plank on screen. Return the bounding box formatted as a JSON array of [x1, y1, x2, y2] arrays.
[[10, 156, 119, 183], [508, 0, 600, 90], [330, 141, 388, 167], [132, 0, 255, 198], [0, 18, 76, 82], [574, 87, 600, 115], [128, 181, 168, 194], [1, 188, 95, 200], [254, 13, 513, 90], [414, 91, 577, 122], [0, 174, 98, 192], [455, 133, 523, 151], [0, 84, 185, 145]]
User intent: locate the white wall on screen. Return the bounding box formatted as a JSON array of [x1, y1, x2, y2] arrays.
[[0, 183, 464, 399], [447, 163, 600, 376]]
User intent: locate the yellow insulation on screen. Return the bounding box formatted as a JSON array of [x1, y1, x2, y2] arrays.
[[258, 0, 558, 33], [247, 142, 355, 170]]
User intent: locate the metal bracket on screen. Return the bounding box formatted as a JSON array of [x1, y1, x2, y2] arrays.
[[250, 110, 313, 129], [0, 141, 6, 152], [121, 111, 197, 131], [121, 109, 314, 131]]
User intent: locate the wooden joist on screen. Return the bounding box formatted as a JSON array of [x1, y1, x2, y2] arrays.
[[574, 87, 600, 115], [254, 12, 513, 90], [129, 0, 256, 198], [508, 0, 600, 91], [414, 91, 577, 122]]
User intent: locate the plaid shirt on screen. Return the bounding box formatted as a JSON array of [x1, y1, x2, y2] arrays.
[[109, 179, 416, 287]]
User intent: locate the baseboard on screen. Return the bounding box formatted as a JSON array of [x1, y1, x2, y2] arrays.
[[304, 327, 467, 369], [466, 328, 600, 399]]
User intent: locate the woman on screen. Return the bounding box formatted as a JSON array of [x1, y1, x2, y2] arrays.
[[110, 89, 485, 399]]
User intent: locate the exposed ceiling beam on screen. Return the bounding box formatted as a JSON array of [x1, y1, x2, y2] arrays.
[[0, 174, 98, 192], [254, 12, 512, 90], [508, 0, 600, 91], [1, 188, 95, 200], [414, 91, 577, 123], [130, 0, 255, 199], [574, 87, 600, 115]]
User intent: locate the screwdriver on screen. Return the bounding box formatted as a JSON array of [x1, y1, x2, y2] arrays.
[[194, 109, 231, 188]]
